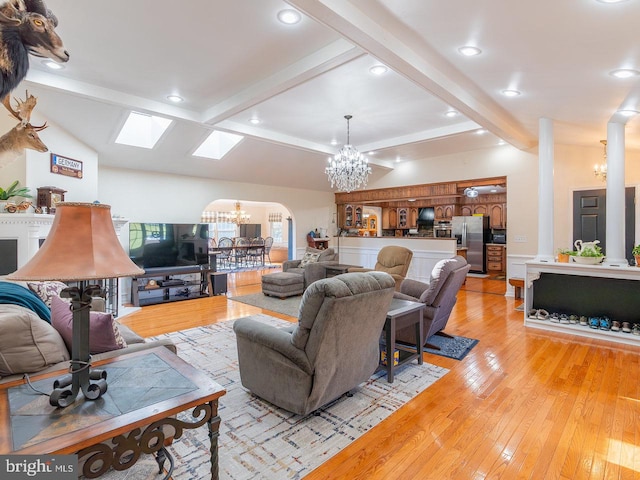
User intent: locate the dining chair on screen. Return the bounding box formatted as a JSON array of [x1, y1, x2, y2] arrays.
[[247, 237, 265, 266], [217, 237, 234, 270]]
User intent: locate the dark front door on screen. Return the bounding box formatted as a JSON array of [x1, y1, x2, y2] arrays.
[[572, 187, 635, 262]]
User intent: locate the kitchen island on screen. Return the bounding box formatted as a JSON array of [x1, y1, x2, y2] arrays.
[[335, 236, 458, 283]]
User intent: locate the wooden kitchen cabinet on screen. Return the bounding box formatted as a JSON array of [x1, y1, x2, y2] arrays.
[[343, 204, 363, 229], [473, 204, 488, 216], [397, 208, 408, 228], [409, 208, 418, 228], [489, 203, 506, 228], [435, 204, 456, 220], [460, 205, 473, 216], [486, 244, 505, 275]]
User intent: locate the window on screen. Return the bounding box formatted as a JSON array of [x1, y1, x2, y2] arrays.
[[269, 212, 283, 243]]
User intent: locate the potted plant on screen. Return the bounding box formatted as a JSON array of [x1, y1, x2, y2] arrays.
[[573, 242, 604, 265], [0, 181, 32, 213], [556, 248, 572, 263], [632, 245, 640, 267]]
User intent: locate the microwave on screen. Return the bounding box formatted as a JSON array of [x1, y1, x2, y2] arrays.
[[492, 233, 506, 244]]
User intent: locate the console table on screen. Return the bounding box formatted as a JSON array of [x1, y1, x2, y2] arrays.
[[0, 347, 226, 479], [525, 260, 640, 347], [131, 265, 212, 306]]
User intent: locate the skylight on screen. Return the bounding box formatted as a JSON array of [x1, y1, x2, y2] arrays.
[[115, 111, 172, 149], [193, 130, 244, 160]]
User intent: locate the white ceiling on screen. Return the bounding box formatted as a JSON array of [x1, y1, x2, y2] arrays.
[[17, 0, 640, 192]]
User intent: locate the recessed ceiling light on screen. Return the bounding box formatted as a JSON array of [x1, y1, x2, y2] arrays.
[[330, 139, 338, 146], [395, 157, 401, 163], [408, 199, 416, 202], [369, 65, 388, 75], [458, 46, 482, 57], [475, 129, 487, 135], [498, 140, 506, 146], [445, 110, 459, 118], [166, 94, 183, 103], [277, 9, 301, 24], [618, 109, 640, 117], [609, 68, 640, 79], [249, 117, 261, 125], [42, 60, 64, 70], [502, 89, 521, 97], [368, 151, 376, 155], [596, 0, 629, 3]]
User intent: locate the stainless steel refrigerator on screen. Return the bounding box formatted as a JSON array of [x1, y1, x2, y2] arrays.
[[452, 216, 490, 273]]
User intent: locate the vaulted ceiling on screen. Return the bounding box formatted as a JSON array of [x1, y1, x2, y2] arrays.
[[19, 0, 640, 191]]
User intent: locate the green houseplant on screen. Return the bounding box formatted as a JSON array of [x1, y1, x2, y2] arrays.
[[556, 248, 572, 263], [632, 245, 640, 267], [0, 180, 32, 201], [573, 241, 604, 264]]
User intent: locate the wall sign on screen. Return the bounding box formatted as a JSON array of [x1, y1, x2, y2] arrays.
[[51, 153, 83, 179]]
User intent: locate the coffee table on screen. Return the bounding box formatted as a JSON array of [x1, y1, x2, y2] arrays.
[[0, 346, 226, 479], [380, 298, 425, 382]]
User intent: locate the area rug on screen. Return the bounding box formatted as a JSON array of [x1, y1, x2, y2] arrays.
[[229, 292, 301, 317], [423, 334, 479, 360], [111, 315, 448, 480]]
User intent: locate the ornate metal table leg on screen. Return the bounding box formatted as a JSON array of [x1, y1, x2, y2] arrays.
[[208, 400, 221, 480]]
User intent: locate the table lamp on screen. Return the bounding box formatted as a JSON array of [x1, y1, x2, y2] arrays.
[[7, 202, 144, 407]]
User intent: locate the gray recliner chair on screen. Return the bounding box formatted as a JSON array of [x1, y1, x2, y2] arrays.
[[282, 247, 338, 289], [394, 255, 470, 349], [233, 271, 395, 415]]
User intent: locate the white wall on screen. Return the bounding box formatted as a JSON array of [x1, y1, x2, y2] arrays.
[[0, 113, 99, 203], [98, 167, 335, 255]]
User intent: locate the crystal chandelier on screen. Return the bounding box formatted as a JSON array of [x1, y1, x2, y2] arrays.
[[325, 115, 372, 192], [594, 140, 607, 181], [229, 201, 250, 225]]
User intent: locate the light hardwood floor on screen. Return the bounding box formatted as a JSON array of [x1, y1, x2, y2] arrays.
[[120, 269, 640, 480]]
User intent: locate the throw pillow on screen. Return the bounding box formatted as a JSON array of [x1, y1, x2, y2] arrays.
[[27, 281, 68, 308], [0, 304, 70, 377], [299, 251, 321, 267], [50, 296, 127, 354]]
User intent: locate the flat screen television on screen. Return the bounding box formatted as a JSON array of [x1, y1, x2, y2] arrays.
[[129, 223, 209, 268]]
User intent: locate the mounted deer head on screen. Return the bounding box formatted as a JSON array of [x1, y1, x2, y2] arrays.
[[0, 0, 68, 100], [0, 90, 47, 168]]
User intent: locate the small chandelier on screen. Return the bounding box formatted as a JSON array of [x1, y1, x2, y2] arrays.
[[230, 201, 250, 225], [594, 140, 607, 181], [325, 115, 372, 192]]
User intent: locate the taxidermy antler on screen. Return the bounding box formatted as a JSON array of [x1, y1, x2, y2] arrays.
[[0, 90, 47, 168], [0, 0, 69, 101]]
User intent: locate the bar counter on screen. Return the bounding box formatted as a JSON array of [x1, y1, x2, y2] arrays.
[[335, 236, 457, 283]]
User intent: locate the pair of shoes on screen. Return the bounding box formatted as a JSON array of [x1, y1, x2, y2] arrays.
[[611, 321, 621, 332], [550, 312, 560, 323], [569, 314, 579, 324], [579, 316, 588, 326], [599, 316, 611, 331], [632, 324, 640, 336], [589, 317, 600, 329], [622, 322, 632, 333], [559, 314, 570, 324], [529, 309, 549, 320]]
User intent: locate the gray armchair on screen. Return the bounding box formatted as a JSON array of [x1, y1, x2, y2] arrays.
[[348, 245, 413, 291], [394, 255, 470, 349], [233, 271, 395, 415], [282, 247, 338, 289]]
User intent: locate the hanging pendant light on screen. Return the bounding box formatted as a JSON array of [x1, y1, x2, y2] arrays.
[[325, 115, 372, 192]]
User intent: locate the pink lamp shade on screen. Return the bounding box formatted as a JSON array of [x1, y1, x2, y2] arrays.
[[7, 202, 143, 281]]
